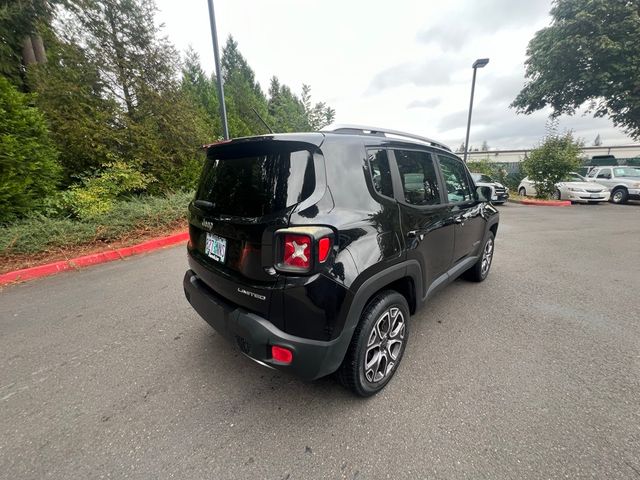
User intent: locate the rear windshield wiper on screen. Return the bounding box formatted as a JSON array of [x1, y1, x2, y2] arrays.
[[194, 199, 215, 210]]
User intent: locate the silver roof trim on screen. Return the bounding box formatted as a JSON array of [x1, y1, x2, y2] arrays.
[[320, 124, 451, 152]]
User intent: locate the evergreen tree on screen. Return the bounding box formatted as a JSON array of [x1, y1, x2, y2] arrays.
[[181, 48, 220, 139], [61, 0, 210, 189], [221, 35, 270, 136], [301, 84, 335, 130], [27, 31, 121, 183], [268, 76, 307, 132], [0, 76, 60, 221]]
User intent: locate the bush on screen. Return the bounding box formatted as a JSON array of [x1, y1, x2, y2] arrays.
[[64, 161, 155, 220], [466, 158, 495, 176], [0, 76, 61, 222], [522, 132, 582, 198], [0, 191, 192, 255]]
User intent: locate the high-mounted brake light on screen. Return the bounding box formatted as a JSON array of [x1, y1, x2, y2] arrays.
[[271, 345, 293, 364], [283, 234, 311, 270], [318, 237, 331, 263]]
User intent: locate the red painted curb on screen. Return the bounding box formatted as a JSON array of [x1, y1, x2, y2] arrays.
[[0, 231, 189, 286], [520, 199, 572, 207]]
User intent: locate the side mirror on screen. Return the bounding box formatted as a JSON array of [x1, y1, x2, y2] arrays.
[[476, 186, 492, 202]]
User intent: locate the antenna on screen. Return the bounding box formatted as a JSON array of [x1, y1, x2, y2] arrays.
[[252, 107, 274, 134]]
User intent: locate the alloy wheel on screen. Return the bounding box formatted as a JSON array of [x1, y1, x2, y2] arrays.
[[364, 307, 405, 383], [481, 238, 494, 276]]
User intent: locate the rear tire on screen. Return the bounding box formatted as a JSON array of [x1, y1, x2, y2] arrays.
[[518, 187, 526, 196], [610, 188, 628, 204], [463, 231, 495, 282], [337, 291, 409, 397]]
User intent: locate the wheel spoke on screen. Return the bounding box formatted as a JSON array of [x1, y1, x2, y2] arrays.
[[375, 352, 387, 382], [387, 339, 402, 360], [376, 312, 390, 339], [389, 311, 405, 339]]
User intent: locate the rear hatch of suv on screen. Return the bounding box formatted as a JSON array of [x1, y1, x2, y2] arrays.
[[187, 135, 325, 324]]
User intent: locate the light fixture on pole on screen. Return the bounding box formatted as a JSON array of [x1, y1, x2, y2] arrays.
[[463, 58, 489, 162], [206, 0, 229, 140]]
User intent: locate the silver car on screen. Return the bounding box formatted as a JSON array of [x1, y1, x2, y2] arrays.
[[518, 172, 610, 203], [585, 166, 640, 204]]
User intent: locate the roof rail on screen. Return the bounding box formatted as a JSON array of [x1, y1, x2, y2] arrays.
[[320, 124, 451, 152]]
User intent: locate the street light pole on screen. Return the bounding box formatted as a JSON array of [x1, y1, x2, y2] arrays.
[[206, 0, 229, 140], [463, 58, 489, 162]]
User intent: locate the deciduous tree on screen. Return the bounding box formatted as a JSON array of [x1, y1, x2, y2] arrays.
[[512, 0, 640, 139]]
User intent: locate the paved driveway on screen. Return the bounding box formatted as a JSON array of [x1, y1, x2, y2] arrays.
[[1, 202, 639, 479]]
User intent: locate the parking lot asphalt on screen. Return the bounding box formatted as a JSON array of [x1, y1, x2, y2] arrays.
[[1, 202, 639, 479]]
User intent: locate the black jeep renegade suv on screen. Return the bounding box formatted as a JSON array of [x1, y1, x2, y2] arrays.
[[183, 125, 499, 396]]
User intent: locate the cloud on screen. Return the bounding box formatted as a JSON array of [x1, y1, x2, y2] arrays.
[[439, 106, 631, 150], [368, 56, 463, 93], [417, 0, 551, 51], [407, 98, 441, 109], [482, 73, 526, 105]]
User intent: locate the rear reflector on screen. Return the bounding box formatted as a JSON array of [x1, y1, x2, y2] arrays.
[[283, 234, 311, 270], [271, 345, 293, 364], [318, 237, 331, 263]]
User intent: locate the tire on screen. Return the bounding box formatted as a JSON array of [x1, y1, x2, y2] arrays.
[[463, 231, 495, 282], [610, 188, 628, 204], [338, 291, 409, 397], [518, 187, 526, 196], [552, 189, 561, 200]]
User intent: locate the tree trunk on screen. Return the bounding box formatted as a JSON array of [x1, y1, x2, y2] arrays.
[[31, 35, 47, 64], [22, 36, 37, 66]]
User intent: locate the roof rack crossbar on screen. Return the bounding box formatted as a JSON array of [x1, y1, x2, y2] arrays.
[[320, 124, 451, 152]]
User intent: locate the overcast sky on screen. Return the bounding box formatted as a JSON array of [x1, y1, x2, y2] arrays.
[[155, 0, 636, 150]]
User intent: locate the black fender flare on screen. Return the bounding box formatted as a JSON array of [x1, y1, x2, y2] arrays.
[[320, 260, 423, 376]]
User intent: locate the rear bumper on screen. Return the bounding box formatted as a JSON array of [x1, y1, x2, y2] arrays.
[[183, 270, 350, 380]]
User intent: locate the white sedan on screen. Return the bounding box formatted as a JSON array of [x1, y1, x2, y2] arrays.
[[518, 172, 610, 203]]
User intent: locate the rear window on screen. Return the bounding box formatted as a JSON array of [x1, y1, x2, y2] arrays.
[[196, 142, 316, 218]]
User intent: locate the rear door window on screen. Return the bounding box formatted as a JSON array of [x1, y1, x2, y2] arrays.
[[393, 150, 442, 206], [196, 143, 316, 218], [367, 149, 394, 198]]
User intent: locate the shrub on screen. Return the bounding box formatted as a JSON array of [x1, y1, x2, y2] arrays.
[[0, 191, 192, 255], [0, 76, 61, 223], [466, 158, 495, 176], [64, 160, 155, 220], [522, 132, 582, 198]]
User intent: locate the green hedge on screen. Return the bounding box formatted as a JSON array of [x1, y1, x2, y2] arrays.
[[0, 191, 192, 255]]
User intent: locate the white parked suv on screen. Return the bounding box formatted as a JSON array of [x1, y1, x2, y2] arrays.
[[518, 172, 610, 203], [585, 166, 640, 204]]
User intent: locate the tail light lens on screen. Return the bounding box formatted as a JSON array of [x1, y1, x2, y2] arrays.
[[282, 234, 311, 270], [318, 237, 331, 263], [274, 226, 334, 274]]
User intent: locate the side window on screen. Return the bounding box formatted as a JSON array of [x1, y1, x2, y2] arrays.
[[587, 168, 598, 178], [597, 168, 612, 179], [394, 150, 441, 206], [367, 149, 394, 198], [438, 156, 473, 203]]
